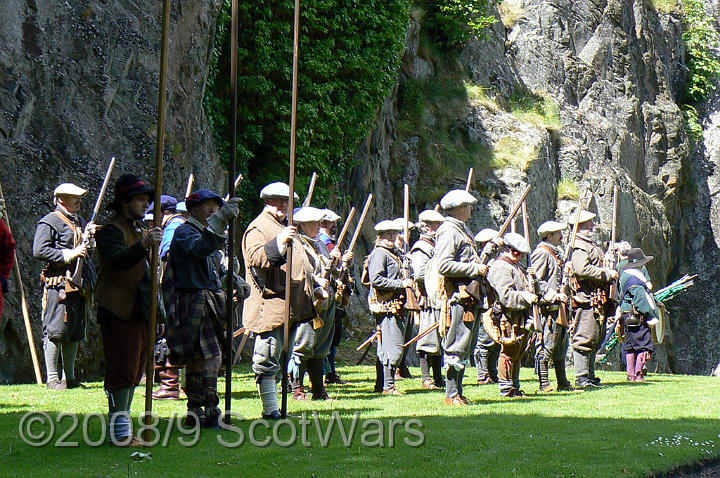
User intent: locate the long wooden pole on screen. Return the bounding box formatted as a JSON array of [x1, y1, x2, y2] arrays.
[[144, 0, 171, 437], [302, 172, 318, 207], [224, 0, 239, 420], [282, 0, 301, 419], [465, 168, 474, 192], [0, 183, 42, 385]]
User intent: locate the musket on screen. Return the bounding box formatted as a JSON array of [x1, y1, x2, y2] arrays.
[[355, 327, 380, 365], [557, 192, 590, 327], [335, 207, 356, 250], [302, 171, 318, 207], [479, 184, 532, 264], [466, 168, 474, 193], [607, 184, 619, 302], [403, 320, 440, 347], [185, 173, 195, 198], [69, 156, 116, 288], [403, 184, 421, 311], [0, 182, 43, 385], [347, 194, 373, 254], [522, 200, 542, 332], [223, 173, 244, 201]]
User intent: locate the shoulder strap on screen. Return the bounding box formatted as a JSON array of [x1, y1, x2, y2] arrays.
[[539, 243, 561, 262], [53, 211, 81, 246], [620, 275, 645, 302]]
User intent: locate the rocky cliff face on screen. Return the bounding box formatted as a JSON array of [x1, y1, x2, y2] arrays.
[[0, 0, 224, 383], [345, 0, 713, 373]]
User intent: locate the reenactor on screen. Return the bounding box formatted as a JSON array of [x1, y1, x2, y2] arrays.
[[289, 206, 344, 400], [33, 183, 97, 390], [530, 221, 573, 391], [410, 209, 446, 389], [568, 210, 618, 389], [473, 228, 501, 385], [366, 219, 412, 395], [435, 189, 486, 405], [318, 209, 348, 385], [487, 232, 537, 397], [95, 174, 161, 446], [618, 248, 658, 382], [164, 189, 245, 427], [242, 182, 315, 419]]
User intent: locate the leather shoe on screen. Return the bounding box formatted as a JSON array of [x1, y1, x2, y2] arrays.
[[46, 379, 66, 391], [556, 382, 576, 391], [152, 388, 180, 400], [65, 379, 85, 389], [539, 383, 556, 392], [575, 379, 598, 389], [444, 396, 468, 406], [382, 387, 402, 396], [292, 389, 309, 401], [422, 380, 440, 390], [325, 373, 347, 385], [262, 410, 283, 420]]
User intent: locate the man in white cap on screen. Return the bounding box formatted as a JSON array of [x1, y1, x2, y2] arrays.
[[242, 182, 315, 419], [366, 219, 413, 395], [487, 232, 537, 397], [33, 183, 97, 390], [289, 206, 344, 401], [473, 228, 501, 385], [568, 209, 618, 389], [435, 189, 486, 405], [530, 221, 572, 391], [410, 209, 446, 389], [317, 208, 349, 385]]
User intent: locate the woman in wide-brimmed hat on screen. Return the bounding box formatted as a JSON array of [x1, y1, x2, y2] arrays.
[[618, 248, 659, 382]]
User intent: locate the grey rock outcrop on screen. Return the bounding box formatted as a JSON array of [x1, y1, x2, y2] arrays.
[[344, 0, 706, 373], [0, 0, 224, 383]]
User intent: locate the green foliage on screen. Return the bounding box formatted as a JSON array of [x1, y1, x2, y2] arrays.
[[205, 0, 411, 221], [681, 0, 720, 102], [422, 0, 499, 47], [681, 104, 703, 145], [557, 178, 581, 200], [509, 90, 561, 130]]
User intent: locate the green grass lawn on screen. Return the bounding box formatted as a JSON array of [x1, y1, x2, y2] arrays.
[[1, 366, 719, 477]]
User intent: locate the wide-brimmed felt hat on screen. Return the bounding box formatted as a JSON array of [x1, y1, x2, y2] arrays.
[[567, 209, 597, 225], [624, 248, 654, 269], [108, 174, 154, 211], [185, 189, 223, 210]]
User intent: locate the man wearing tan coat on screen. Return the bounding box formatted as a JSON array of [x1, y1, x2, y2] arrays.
[[242, 182, 316, 419]]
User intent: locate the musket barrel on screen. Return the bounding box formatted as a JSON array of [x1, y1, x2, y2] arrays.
[[347, 194, 373, 253], [335, 206, 356, 249], [498, 185, 532, 237], [91, 156, 116, 224]]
